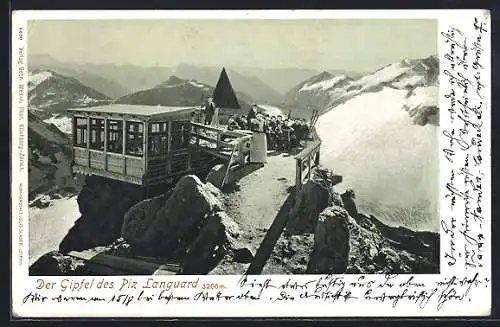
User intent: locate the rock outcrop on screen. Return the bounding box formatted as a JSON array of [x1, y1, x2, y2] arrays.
[[33, 175, 251, 275], [119, 175, 251, 274], [264, 168, 439, 275], [285, 167, 343, 234], [307, 206, 350, 274], [58, 176, 145, 254]]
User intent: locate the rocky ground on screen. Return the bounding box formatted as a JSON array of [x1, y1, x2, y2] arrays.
[[262, 168, 439, 274], [30, 160, 439, 276], [30, 174, 256, 275]]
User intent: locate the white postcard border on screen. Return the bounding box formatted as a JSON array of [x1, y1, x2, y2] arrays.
[[11, 9, 492, 318]]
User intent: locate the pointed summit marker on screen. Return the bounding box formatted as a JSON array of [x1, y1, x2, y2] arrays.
[[212, 67, 241, 110]]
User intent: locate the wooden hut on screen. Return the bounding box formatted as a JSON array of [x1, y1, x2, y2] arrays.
[[68, 103, 252, 187], [68, 104, 204, 186]]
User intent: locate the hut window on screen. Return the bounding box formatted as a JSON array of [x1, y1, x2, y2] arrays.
[[73, 117, 88, 147], [171, 121, 188, 150], [148, 122, 168, 155], [107, 120, 123, 154], [89, 118, 105, 151], [126, 121, 144, 156]]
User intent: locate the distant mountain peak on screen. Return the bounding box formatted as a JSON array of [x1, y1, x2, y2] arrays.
[[317, 71, 334, 79], [165, 75, 184, 85], [28, 69, 110, 113]]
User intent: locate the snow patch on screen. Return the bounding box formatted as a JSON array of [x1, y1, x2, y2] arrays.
[[29, 196, 80, 265], [189, 81, 207, 88], [405, 86, 438, 110], [351, 62, 407, 91], [28, 71, 53, 91], [316, 87, 439, 232], [81, 94, 97, 105], [317, 88, 408, 158], [392, 74, 426, 89], [300, 75, 347, 92], [43, 115, 73, 134]]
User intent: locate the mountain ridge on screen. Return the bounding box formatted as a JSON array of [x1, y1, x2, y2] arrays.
[[28, 70, 111, 114], [281, 55, 439, 119]]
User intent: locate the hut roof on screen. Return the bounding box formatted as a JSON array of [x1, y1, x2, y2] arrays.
[[67, 104, 198, 120]]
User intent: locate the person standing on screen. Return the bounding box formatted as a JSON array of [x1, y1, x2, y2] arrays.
[[204, 97, 216, 125], [210, 101, 220, 127], [249, 114, 268, 164], [247, 104, 258, 126]]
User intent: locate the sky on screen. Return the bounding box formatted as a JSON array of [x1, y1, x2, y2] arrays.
[[28, 19, 437, 72]]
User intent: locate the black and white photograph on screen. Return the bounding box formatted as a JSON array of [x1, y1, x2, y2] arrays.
[[25, 18, 441, 276]]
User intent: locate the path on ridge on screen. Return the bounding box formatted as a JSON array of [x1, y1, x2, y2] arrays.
[[222, 151, 297, 254]]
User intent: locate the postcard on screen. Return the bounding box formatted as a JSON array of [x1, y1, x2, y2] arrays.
[[11, 9, 491, 317]]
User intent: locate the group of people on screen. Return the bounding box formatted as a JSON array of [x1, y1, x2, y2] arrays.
[[202, 99, 311, 165], [227, 105, 311, 152]]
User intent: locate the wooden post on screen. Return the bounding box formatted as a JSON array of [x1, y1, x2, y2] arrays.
[[122, 119, 127, 175], [308, 154, 312, 182], [295, 158, 302, 202], [186, 122, 192, 171], [221, 143, 237, 188], [194, 124, 200, 146], [216, 130, 221, 150], [103, 118, 108, 171], [71, 115, 76, 166], [167, 121, 172, 174], [143, 121, 148, 179], [86, 116, 91, 167]]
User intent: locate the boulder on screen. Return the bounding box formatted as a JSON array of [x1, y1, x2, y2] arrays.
[[285, 167, 343, 235], [183, 211, 249, 273], [264, 177, 439, 275], [285, 180, 331, 234], [269, 233, 315, 274], [119, 193, 171, 242], [307, 206, 350, 274], [59, 176, 143, 254], [121, 175, 224, 258], [341, 188, 359, 219]]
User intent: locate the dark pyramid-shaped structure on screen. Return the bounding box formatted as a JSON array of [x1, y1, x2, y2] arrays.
[[212, 67, 241, 109]]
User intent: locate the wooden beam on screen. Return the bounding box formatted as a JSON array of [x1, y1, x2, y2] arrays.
[[308, 154, 312, 182], [104, 118, 108, 171], [167, 120, 172, 174], [67, 251, 181, 275], [143, 122, 148, 179], [86, 117, 91, 168], [190, 122, 224, 133], [122, 119, 127, 175], [72, 164, 143, 185], [295, 159, 302, 201]]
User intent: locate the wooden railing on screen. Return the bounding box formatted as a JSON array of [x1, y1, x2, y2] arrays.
[[189, 122, 252, 163], [67, 250, 183, 275], [294, 137, 321, 201]]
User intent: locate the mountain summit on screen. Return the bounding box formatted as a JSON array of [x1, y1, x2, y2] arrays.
[[28, 70, 111, 113], [114, 74, 252, 109], [281, 56, 438, 118]]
